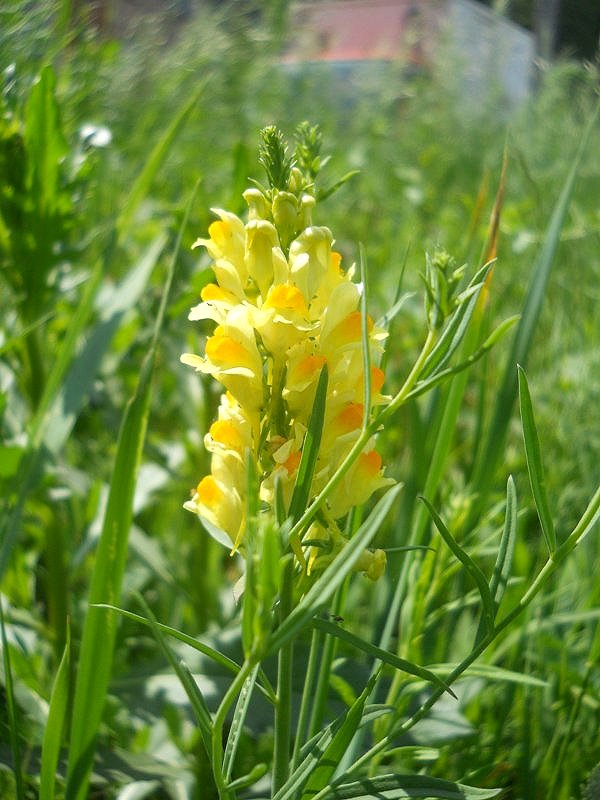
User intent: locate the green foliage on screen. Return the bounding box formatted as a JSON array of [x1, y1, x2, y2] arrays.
[[0, 3, 599, 800]]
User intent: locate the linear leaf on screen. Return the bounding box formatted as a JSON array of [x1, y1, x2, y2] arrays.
[[223, 664, 260, 780], [40, 627, 71, 800], [517, 366, 556, 553], [92, 604, 242, 676], [267, 483, 402, 656], [420, 497, 495, 636], [311, 617, 455, 698], [320, 773, 502, 799], [490, 475, 518, 612], [300, 675, 378, 800], [0, 598, 25, 800]]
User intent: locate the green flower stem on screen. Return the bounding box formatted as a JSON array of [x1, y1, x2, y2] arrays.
[[378, 329, 437, 425], [24, 325, 47, 409], [272, 556, 295, 793], [310, 484, 600, 799], [291, 626, 323, 770], [270, 356, 288, 438], [212, 659, 255, 800]]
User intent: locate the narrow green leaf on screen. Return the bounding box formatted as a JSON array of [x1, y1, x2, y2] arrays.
[[92, 604, 243, 676], [267, 483, 402, 656], [288, 364, 329, 522], [428, 662, 547, 688], [227, 763, 269, 792], [223, 664, 260, 780], [133, 593, 213, 757], [319, 773, 502, 799], [318, 170, 360, 201], [0, 598, 25, 800], [420, 497, 495, 636], [517, 366, 556, 553], [300, 675, 378, 800], [40, 627, 71, 800], [405, 315, 518, 402], [490, 475, 518, 612], [311, 617, 455, 698], [375, 292, 414, 332]]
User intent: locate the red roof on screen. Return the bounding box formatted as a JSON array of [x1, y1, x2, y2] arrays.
[[283, 0, 443, 64]]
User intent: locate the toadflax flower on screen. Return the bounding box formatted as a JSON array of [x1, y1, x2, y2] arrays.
[[181, 125, 393, 579]]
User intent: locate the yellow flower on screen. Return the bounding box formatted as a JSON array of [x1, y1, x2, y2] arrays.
[[181, 306, 264, 410], [252, 283, 314, 356], [245, 219, 280, 298], [184, 475, 245, 550], [289, 226, 333, 305], [327, 449, 395, 519]]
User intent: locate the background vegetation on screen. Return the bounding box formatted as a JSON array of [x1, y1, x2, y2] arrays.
[[1, 1, 599, 798]]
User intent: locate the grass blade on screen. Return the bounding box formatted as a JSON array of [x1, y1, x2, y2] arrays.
[[223, 664, 260, 780], [40, 627, 71, 800], [517, 366, 556, 554], [116, 82, 205, 238], [312, 617, 455, 698], [420, 496, 495, 636], [490, 475, 518, 613], [0, 598, 25, 800], [318, 773, 502, 799], [299, 675, 378, 800], [470, 100, 599, 512], [92, 604, 243, 676]]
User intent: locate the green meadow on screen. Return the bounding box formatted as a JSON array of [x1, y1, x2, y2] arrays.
[[1, 3, 599, 799]]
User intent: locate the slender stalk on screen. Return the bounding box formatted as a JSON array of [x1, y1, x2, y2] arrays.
[[291, 626, 322, 770], [272, 556, 295, 794], [546, 660, 592, 796], [24, 325, 47, 410]]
